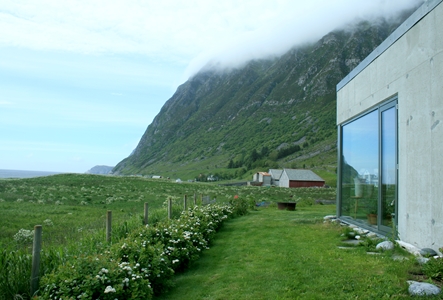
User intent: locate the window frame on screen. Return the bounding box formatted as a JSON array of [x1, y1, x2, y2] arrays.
[[337, 96, 398, 235]]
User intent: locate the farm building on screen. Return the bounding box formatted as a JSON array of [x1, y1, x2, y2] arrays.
[[268, 169, 283, 186], [252, 171, 272, 186], [278, 169, 325, 188], [336, 0, 443, 251]]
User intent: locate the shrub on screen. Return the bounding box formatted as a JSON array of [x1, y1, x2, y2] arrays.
[[39, 254, 153, 299], [228, 196, 250, 216], [422, 257, 443, 281], [38, 204, 234, 298]]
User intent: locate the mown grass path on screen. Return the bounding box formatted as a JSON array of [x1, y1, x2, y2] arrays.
[[156, 206, 424, 300]]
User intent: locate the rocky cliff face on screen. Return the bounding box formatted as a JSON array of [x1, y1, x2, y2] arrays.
[[113, 14, 412, 177]]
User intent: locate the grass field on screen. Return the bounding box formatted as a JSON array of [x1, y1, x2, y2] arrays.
[[157, 207, 441, 300], [0, 174, 440, 299], [0, 174, 336, 250]]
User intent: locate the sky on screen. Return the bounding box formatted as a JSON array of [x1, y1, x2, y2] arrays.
[[0, 0, 422, 173]]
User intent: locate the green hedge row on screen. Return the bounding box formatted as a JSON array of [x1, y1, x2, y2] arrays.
[[38, 204, 234, 299]]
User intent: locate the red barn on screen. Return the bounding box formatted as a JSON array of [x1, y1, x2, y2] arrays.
[[279, 169, 325, 188]]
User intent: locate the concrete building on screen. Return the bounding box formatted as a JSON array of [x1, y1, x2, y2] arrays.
[[336, 0, 443, 251], [279, 169, 325, 188]]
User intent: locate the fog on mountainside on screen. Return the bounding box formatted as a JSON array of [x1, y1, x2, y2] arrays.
[[184, 0, 423, 79], [113, 5, 419, 179]]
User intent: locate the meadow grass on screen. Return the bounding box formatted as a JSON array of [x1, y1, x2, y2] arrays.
[[156, 206, 438, 300], [2, 175, 438, 299], [0, 174, 336, 299], [0, 174, 336, 249]]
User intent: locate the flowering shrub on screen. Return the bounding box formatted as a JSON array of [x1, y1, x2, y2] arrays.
[[38, 204, 234, 299], [112, 238, 174, 294], [40, 254, 153, 299], [13, 228, 34, 244]]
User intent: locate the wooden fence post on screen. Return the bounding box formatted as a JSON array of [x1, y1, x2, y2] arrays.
[[144, 203, 149, 225], [184, 194, 187, 211], [30, 225, 42, 297], [200, 194, 203, 205], [168, 198, 172, 220], [106, 210, 112, 243], [194, 193, 196, 206]]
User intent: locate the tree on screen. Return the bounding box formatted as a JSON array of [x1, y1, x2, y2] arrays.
[[250, 149, 259, 162], [260, 146, 269, 157], [228, 159, 234, 169]]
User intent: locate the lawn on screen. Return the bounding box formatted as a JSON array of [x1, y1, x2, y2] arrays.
[[156, 206, 434, 300]]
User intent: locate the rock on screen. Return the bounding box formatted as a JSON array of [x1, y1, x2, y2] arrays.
[[416, 257, 429, 265], [376, 241, 394, 251], [396, 240, 421, 256], [392, 255, 408, 261], [323, 215, 336, 220], [342, 239, 361, 246], [354, 227, 369, 235], [407, 281, 441, 296], [419, 248, 438, 257], [367, 232, 378, 239]]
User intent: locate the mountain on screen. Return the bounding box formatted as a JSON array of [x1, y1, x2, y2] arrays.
[[113, 12, 414, 180], [86, 165, 114, 175]]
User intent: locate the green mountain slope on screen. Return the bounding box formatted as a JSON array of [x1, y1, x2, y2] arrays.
[[113, 15, 412, 180]]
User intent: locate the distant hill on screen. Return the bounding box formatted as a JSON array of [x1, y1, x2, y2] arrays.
[[86, 165, 114, 175], [113, 10, 414, 180]]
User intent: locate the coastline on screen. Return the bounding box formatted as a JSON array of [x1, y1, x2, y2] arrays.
[[0, 169, 63, 179]]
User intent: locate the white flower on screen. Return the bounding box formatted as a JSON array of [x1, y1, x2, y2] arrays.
[[104, 286, 116, 293]]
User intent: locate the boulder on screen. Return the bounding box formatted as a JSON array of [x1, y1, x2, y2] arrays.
[[376, 241, 394, 251], [407, 281, 441, 296], [419, 248, 438, 257], [416, 257, 430, 265]]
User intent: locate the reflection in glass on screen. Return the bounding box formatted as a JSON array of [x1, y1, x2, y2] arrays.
[[341, 111, 379, 225], [381, 107, 396, 227]]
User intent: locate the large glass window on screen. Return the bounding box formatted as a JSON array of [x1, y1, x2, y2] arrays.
[[339, 99, 397, 233], [380, 106, 397, 230]]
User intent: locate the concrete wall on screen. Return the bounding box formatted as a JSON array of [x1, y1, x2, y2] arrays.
[[337, 2, 443, 249]]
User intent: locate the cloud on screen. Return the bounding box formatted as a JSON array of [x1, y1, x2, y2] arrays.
[[0, 0, 423, 80], [184, 0, 423, 77]]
